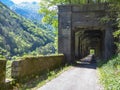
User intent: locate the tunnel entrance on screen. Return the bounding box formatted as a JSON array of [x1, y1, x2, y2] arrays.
[[58, 3, 116, 63], [74, 29, 104, 60]]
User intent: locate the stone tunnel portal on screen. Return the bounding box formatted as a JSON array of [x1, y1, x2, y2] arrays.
[[58, 3, 116, 63]]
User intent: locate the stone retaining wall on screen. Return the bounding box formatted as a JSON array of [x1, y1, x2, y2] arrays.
[[11, 54, 65, 82], [0, 59, 6, 88]]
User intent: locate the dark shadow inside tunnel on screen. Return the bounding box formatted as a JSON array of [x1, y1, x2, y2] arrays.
[[74, 54, 97, 69], [74, 62, 97, 69], [74, 29, 104, 62]]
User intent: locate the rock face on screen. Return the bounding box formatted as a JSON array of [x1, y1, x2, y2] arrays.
[[0, 59, 6, 84], [58, 3, 116, 63]]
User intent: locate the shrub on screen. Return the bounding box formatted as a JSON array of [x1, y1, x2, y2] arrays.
[[98, 54, 120, 90]]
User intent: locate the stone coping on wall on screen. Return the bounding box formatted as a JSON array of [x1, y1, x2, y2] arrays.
[[17, 54, 64, 60], [11, 54, 65, 82], [58, 3, 109, 12]]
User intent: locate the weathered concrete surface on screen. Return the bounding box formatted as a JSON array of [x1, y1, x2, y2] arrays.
[[38, 63, 103, 90], [0, 59, 6, 84], [12, 54, 65, 82], [0, 59, 6, 89], [58, 4, 116, 63]]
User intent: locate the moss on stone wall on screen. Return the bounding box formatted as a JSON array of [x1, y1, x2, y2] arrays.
[[11, 54, 65, 82]]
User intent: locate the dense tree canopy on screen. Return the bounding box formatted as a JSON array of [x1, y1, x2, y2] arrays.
[[0, 2, 56, 59]]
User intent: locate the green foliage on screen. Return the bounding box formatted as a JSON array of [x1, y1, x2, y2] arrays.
[[0, 2, 55, 59], [37, 42, 56, 55], [39, 0, 120, 27], [100, 16, 111, 24], [99, 3, 120, 54], [90, 49, 95, 55], [112, 3, 120, 53], [98, 54, 120, 90]]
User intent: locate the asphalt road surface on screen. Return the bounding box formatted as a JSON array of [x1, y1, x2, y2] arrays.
[[38, 62, 103, 90]]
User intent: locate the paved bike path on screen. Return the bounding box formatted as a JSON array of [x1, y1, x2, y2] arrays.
[[38, 63, 103, 90]]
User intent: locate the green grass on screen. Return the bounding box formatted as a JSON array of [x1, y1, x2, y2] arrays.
[[14, 65, 71, 90], [98, 54, 120, 90]]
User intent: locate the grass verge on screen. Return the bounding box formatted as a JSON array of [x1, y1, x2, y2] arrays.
[[98, 54, 120, 90]]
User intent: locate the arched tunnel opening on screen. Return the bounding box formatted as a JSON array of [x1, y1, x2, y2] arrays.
[[74, 29, 104, 61]]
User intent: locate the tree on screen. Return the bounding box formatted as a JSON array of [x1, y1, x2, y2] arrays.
[[39, 0, 120, 29]]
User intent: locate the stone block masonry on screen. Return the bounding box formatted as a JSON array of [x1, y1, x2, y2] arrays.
[[0, 59, 6, 89], [11, 54, 65, 82]]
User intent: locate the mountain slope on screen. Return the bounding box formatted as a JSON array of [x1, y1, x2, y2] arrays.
[[0, 2, 54, 58], [0, 0, 42, 23], [11, 2, 43, 22]]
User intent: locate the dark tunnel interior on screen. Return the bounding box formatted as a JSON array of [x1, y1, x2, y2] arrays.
[[74, 29, 104, 60]]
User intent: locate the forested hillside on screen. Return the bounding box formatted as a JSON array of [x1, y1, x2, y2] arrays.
[[0, 0, 55, 42], [11, 2, 43, 23], [0, 0, 43, 24], [0, 2, 55, 59]]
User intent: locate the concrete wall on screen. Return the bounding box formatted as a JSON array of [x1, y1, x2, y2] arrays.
[[58, 3, 115, 62], [11, 54, 65, 82], [0, 59, 6, 88], [58, 6, 74, 63]]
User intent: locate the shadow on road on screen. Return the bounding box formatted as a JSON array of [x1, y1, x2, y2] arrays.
[[73, 61, 97, 69], [74, 55, 97, 69]]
